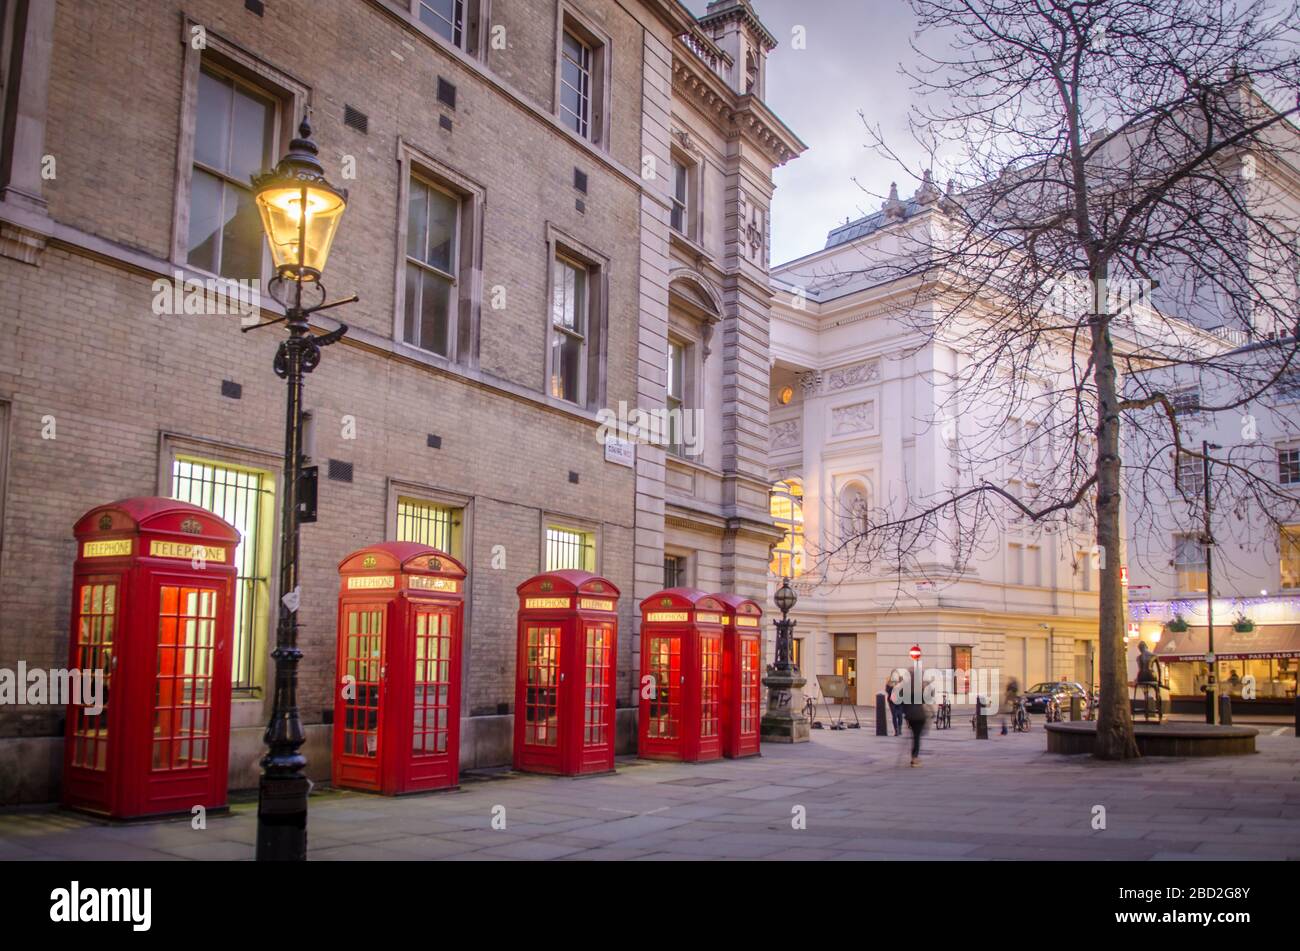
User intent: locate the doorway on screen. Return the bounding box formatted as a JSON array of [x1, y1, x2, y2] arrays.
[[1074, 639, 1095, 691], [833, 634, 857, 703]]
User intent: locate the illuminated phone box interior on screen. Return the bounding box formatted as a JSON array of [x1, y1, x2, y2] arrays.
[[715, 594, 764, 759], [638, 588, 728, 763], [333, 542, 467, 795], [63, 498, 239, 819], [513, 571, 621, 776]]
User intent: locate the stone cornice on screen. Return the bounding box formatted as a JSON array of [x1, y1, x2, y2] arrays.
[[696, 0, 778, 51], [671, 45, 805, 168]]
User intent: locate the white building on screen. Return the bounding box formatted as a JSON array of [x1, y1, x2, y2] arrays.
[[767, 182, 1101, 708], [766, 112, 1300, 716], [1124, 361, 1300, 713]]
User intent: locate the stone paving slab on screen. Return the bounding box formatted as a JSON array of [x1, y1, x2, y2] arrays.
[[1, 724, 1296, 860]]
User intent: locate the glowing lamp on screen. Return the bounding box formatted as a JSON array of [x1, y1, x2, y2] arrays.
[[252, 117, 347, 282]]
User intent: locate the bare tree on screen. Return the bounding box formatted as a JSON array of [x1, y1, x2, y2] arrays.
[[817, 0, 1300, 758]]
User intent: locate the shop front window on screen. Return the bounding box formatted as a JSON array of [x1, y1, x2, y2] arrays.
[[1167, 657, 1298, 700]]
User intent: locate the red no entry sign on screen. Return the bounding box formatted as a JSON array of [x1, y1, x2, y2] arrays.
[[909, 644, 922, 661]]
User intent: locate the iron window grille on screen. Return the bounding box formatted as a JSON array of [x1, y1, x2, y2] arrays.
[[171, 457, 273, 691], [545, 526, 594, 571], [396, 496, 459, 554], [663, 554, 685, 589]]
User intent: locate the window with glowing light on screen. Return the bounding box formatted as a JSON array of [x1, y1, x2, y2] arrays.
[[1281, 525, 1300, 590], [171, 456, 274, 692], [770, 479, 805, 578]]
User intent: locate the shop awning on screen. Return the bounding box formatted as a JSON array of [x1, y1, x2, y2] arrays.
[[1154, 624, 1300, 662]]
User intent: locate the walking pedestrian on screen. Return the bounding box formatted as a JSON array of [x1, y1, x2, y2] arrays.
[[903, 695, 929, 767], [885, 671, 905, 736], [1002, 676, 1020, 735]]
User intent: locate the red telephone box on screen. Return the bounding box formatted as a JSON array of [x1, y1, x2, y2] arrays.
[[513, 571, 620, 776], [717, 594, 763, 759], [638, 588, 726, 762], [333, 542, 466, 795], [62, 498, 239, 819]]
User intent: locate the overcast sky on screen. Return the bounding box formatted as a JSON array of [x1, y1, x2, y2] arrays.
[[684, 0, 927, 264]]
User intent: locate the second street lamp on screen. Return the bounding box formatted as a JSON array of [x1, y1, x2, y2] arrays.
[[247, 115, 356, 861], [760, 576, 810, 743], [1201, 440, 1222, 726]]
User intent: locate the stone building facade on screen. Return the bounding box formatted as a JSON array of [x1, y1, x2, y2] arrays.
[[0, 0, 801, 803], [768, 185, 1100, 709]]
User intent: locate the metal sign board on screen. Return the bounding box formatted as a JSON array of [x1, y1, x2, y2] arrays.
[[817, 673, 849, 700]]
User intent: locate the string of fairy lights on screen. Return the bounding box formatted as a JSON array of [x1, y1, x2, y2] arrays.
[[1128, 593, 1300, 627]]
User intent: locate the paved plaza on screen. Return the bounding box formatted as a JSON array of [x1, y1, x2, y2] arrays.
[[2, 721, 1297, 861]]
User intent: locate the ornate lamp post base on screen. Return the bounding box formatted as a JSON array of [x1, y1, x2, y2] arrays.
[[761, 667, 810, 743], [763, 578, 809, 743]]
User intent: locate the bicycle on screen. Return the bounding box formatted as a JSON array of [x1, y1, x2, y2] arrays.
[[1012, 696, 1031, 732], [1044, 694, 1062, 723], [803, 692, 821, 729], [935, 693, 952, 729]]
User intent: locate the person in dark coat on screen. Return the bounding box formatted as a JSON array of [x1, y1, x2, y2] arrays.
[[885, 671, 905, 736], [903, 696, 929, 767]]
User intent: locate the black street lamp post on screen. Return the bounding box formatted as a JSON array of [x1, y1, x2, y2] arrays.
[[760, 577, 809, 743], [247, 117, 355, 861], [1201, 440, 1222, 726], [772, 577, 797, 672]]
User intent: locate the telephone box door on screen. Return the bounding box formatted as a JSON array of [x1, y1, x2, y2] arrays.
[[148, 579, 223, 793], [519, 621, 564, 771], [697, 630, 723, 760], [737, 634, 761, 756], [404, 602, 460, 790], [578, 621, 615, 772], [65, 576, 123, 810], [335, 602, 387, 791], [643, 633, 683, 757]]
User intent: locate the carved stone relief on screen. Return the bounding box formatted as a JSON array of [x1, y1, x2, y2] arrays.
[[830, 400, 876, 436]]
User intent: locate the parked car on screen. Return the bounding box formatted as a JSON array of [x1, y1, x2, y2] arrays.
[[1022, 681, 1090, 714]]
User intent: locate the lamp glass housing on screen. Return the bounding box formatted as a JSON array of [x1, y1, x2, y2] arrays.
[[774, 580, 797, 614], [255, 181, 346, 281]]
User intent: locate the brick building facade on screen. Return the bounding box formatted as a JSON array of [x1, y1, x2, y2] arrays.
[[0, 0, 801, 803]]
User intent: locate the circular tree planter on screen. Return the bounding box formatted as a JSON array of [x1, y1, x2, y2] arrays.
[[1045, 720, 1257, 757]]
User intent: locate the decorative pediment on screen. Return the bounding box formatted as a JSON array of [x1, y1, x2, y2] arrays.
[[668, 268, 724, 321]]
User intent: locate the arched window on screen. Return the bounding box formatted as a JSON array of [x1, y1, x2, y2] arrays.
[[770, 479, 804, 578]]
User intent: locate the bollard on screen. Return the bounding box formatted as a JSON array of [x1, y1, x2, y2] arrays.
[[875, 692, 888, 736], [1219, 693, 1232, 726], [1069, 696, 1082, 721], [975, 695, 989, 739]]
